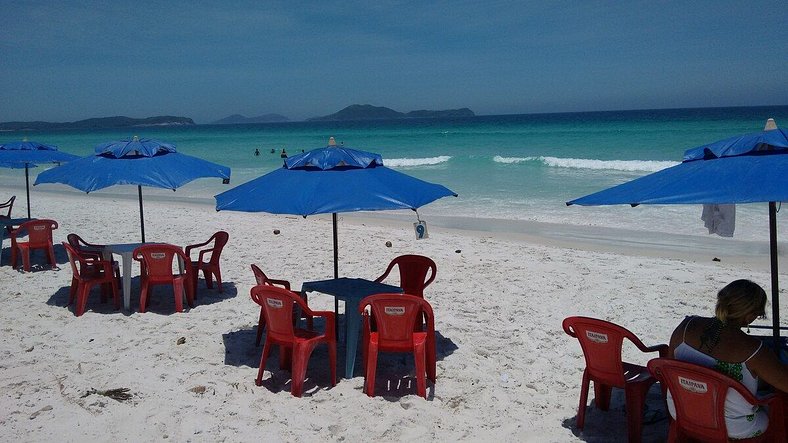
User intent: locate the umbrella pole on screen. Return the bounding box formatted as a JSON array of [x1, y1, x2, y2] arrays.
[[25, 164, 31, 218], [138, 185, 146, 243], [333, 213, 339, 279], [333, 212, 339, 341], [769, 202, 779, 344]]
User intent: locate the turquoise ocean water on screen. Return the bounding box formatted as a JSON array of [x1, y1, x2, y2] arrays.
[[2, 105, 787, 242]]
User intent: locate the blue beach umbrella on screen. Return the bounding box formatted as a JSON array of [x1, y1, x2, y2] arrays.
[[35, 136, 230, 242], [567, 121, 788, 342], [215, 143, 457, 278], [0, 140, 79, 218]]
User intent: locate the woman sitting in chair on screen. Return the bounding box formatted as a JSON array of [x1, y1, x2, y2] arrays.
[[667, 279, 788, 439]]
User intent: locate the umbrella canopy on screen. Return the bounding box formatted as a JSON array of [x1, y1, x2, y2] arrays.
[[215, 144, 457, 277], [35, 136, 230, 242], [0, 140, 79, 217], [567, 121, 787, 341]]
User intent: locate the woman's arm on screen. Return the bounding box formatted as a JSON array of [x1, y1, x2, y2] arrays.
[[749, 346, 788, 393]]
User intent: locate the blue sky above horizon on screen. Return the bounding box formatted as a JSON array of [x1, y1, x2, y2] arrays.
[[2, 1, 786, 124]]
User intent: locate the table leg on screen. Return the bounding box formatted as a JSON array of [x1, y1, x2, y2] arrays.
[[121, 253, 132, 311], [344, 306, 362, 379]]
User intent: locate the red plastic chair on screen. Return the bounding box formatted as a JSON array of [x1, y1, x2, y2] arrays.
[[374, 254, 437, 299], [133, 244, 194, 313], [359, 293, 436, 399], [185, 231, 229, 294], [647, 358, 783, 443], [66, 233, 120, 280], [250, 285, 336, 397], [250, 264, 312, 346], [11, 218, 58, 271], [63, 242, 120, 316], [562, 316, 668, 443]]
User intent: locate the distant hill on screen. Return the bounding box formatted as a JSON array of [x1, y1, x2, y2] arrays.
[[0, 116, 194, 131], [308, 104, 475, 121], [211, 113, 289, 124]]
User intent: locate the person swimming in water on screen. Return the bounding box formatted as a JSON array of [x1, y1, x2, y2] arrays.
[[254, 148, 260, 156], [280, 148, 287, 158]]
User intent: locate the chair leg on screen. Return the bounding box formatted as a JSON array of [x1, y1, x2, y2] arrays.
[[624, 383, 651, 443], [76, 285, 91, 316], [256, 340, 274, 386], [215, 268, 223, 293], [47, 245, 56, 269], [173, 280, 184, 313], [10, 240, 18, 268], [427, 334, 437, 383], [328, 341, 337, 387], [594, 382, 612, 411], [139, 280, 150, 313], [290, 343, 314, 397], [414, 342, 427, 398], [111, 276, 120, 310], [68, 277, 78, 306], [255, 310, 265, 346], [577, 369, 590, 429], [203, 268, 213, 289], [20, 246, 31, 272], [365, 341, 379, 397]]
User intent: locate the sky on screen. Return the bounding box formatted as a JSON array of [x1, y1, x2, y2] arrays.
[[2, 1, 787, 124]]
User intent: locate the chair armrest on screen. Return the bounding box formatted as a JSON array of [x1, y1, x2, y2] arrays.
[[309, 310, 336, 339], [639, 343, 669, 357], [196, 247, 215, 263], [185, 239, 211, 257], [268, 279, 291, 290]]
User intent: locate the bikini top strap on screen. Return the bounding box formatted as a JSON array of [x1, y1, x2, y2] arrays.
[[745, 341, 763, 362]]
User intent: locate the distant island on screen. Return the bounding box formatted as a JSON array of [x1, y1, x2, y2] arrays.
[[0, 116, 194, 131], [308, 104, 475, 121], [211, 114, 290, 124]]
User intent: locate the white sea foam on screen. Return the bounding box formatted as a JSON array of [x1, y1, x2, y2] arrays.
[[384, 156, 452, 167], [493, 155, 677, 172]]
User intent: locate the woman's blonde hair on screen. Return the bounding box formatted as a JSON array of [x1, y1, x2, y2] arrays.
[[715, 279, 767, 325]]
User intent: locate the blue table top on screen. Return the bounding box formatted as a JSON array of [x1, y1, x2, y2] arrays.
[[0, 217, 33, 227], [301, 277, 403, 300]]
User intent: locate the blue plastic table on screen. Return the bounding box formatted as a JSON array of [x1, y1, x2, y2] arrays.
[[301, 278, 403, 378], [0, 218, 33, 266]]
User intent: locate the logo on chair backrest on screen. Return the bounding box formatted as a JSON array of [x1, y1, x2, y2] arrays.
[[384, 306, 405, 316], [586, 330, 608, 344], [33, 225, 46, 231], [151, 252, 166, 259], [678, 376, 708, 394], [266, 298, 283, 308]]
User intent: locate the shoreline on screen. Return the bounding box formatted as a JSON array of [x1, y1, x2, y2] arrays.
[[16, 184, 782, 274]]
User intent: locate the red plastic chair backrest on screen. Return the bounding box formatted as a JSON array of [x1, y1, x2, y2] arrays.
[[360, 293, 434, 347], [62, 241, 85, 277], [562, 316, 638, 388], [250, 264, 270, 286], [18, 219, 58, 247], [376, 255, 437, 298], [250, 285, 309, 342], [203, 231, 229, 265], [647, 358, 762, 441], [0, 196, 14, 218], [133, 244, 186, 278]]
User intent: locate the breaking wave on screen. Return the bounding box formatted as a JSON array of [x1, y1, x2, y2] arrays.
[[493, 155, 677, 172], [385, 156, 452, 167]]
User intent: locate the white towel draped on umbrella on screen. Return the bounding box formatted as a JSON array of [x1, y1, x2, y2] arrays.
[[701, 204, 736, 237]]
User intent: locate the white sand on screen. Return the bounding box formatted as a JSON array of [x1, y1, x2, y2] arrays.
[[0, 191, 784, 442]]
